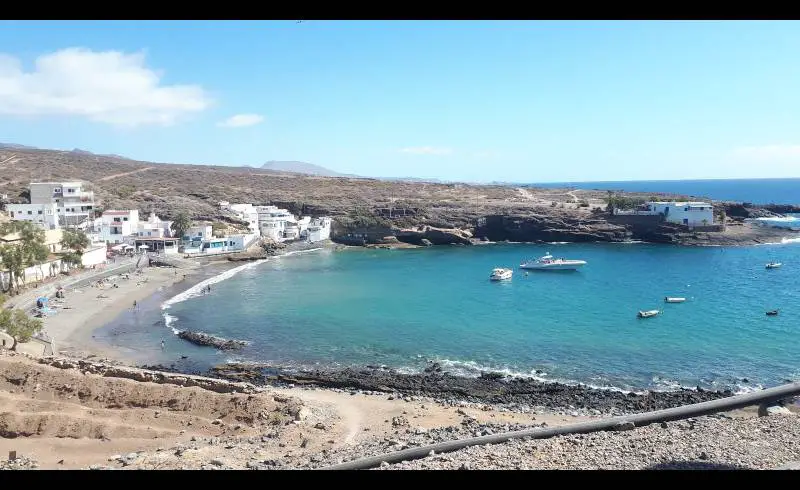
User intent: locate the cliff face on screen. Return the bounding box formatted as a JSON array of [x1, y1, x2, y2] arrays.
[[474, 214, 630, 243]]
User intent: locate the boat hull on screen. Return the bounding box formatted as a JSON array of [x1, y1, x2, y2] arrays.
[[665, 298, 686, 303], [520, 261, 586, 271]]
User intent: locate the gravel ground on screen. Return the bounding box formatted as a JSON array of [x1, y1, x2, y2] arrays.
[[377, 415, 800, 470]]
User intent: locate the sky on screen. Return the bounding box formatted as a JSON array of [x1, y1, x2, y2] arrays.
[[0, 20, 799, 183]]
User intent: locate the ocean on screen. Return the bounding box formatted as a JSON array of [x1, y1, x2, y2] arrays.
[[529, 178, 800, 205], [98, 238, 800, 394]]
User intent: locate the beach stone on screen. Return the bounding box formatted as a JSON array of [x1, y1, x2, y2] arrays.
[[210, 458, 225, 467], [392, 416, 409, 427], [613, 422, 635, 431], [314, 422, 326, 430], [758, 404, 794, 417]]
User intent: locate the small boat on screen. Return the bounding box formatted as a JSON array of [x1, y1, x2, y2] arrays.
[[520, 253, 587, 271], [637, 310, 661, 318], [766, 262, 782, 269], [489, 268, 513, 281], [766, 310, 779, 316], [664, 297, 686, 303]]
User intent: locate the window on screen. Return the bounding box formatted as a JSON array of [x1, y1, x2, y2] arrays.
[[67, 188, 75, 193], [9, 211, 13, 218], [123, 217, 128, 221], [37, 210, 42, 215], [27, 210, 32, 215], [113, 217, 121, 222]]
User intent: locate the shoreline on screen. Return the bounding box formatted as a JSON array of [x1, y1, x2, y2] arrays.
[[28, 235, 796, 410]]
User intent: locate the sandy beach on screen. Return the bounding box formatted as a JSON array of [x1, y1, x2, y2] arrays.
[[38, 265, 205, 361]]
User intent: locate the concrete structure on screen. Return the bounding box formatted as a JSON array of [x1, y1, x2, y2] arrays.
[[99, 210, 140, 244], [135, 212, 173, 239], [222, 203, 261, 237], [29, 181, 96, 226], [133, 237, 180, 254], [615, 201, 714, 227], [183, 224, 213, 244], [80, 245, 109, 268], [5, 203, 60, 230], [256, 205, 296, 240], [0, 229, 67, 291], [183, 233, 259, 256], [306, 217, 332, 242]]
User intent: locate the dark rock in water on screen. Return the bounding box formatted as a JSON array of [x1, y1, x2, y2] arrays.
[[177, 331, 248, 351]]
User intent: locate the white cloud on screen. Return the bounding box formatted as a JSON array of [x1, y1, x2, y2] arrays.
[[732, 145, 800, 160], [399, 146, 453, 156], [217, 113, 265, 128], [0, 47, 211, 127]]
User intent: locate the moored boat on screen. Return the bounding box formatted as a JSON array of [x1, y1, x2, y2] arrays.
[[520, 253, 587, 271], [766, 262, 782, 269], [664, 297, 686, 303], [489, 268, 513, 281], [637, 310, 661, 318], [766, 310, 779, 316]]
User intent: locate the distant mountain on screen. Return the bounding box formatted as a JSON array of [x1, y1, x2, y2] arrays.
[[261, 160, 353, 177], [0, 142, 38, 150]]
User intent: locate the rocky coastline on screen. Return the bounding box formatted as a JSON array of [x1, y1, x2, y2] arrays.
[[203, 362, 732, 415]]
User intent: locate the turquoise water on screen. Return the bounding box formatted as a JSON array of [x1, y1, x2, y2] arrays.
[[99, 240, 800, 393]]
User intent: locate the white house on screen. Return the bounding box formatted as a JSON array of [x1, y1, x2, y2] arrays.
[[6, 203, 60, 230], [306, 217, 332, 242], [183, 224, 213, 243], [646, 201, 714, 227], [99, 210, 140, 244], [28, 181, 96, 226], [183, 233, 257, 256], [256, 205, 297, 240], [223, 203, 261, 237], [135, 212, 173, 239]]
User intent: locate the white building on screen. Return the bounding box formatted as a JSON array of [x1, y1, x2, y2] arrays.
[[620, 201, 715, 227], [306, 217, 332, 242], [29, 181, 96, 226], [6, 203, 60, 230], [220, 203, 261, 237], [98, 210, 140, 244], [182, 224, 213, 246], [256, 205, 296, 240], [183, 233, 258, 256], [135, 212, 173, 239]]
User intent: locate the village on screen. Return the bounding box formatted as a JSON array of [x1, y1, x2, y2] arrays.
[[1, 180, 332, 290]]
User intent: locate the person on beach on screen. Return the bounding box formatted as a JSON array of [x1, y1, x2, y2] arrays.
[[133, 300, 137, 310], [160, 339, 165, 350]]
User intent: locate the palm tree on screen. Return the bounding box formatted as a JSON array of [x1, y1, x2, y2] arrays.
[[171, 213, 192, 240]]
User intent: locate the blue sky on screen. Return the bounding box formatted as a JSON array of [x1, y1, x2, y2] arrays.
[[0, 20, 799, 183]]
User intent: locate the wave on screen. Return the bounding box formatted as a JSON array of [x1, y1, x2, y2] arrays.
[[160, 247, 323, 333], [755, 236, 800, 246]]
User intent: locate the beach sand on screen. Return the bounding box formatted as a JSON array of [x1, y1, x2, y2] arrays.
[[39, 265, 206, 360]]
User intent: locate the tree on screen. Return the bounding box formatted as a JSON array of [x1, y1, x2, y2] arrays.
[[0, 295, 43, 351], [60, 229, 90, 270], [171, 213, 192, 240], [0, 221, 50, 295]]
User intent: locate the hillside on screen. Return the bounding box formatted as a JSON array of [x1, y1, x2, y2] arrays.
[[0, 146, 795, 246]]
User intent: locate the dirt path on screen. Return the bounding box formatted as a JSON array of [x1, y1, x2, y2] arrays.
[[0, 154, 17, 166], [98, 167, 153, 181]]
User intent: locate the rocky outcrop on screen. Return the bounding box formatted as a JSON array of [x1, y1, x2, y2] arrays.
[[395, 226, 473, 245], [177, 331, 248, 351], [476, 215, 630, 243]]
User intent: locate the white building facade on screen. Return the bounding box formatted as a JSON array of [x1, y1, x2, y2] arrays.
[[98, 210, 140, 244], [135, 212, 174, 239], [223, 203, 261, 237], [306, 217, 332, 242], [29, 181, 96, 226], [646, 202, 714, 227], [6, 203, 60, 230]]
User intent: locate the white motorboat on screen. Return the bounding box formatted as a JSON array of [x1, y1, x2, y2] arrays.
[[766, 262, 782, 269], [637, 310, 661, 318], [664, 297, 686, 303], [520, 253, 587, 271], [489, 268, 513, 281]]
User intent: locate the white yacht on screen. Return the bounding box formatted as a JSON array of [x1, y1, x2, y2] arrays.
[[489, 268, 513, 281], [520, 253, 587, 271], [766, 262, 782, 269]]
